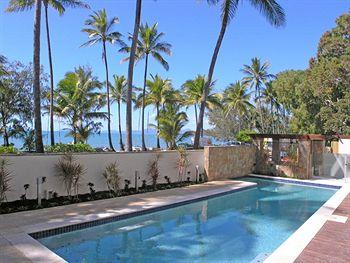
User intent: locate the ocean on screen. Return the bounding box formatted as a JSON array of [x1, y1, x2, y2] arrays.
[[2, 130, 192, 150]]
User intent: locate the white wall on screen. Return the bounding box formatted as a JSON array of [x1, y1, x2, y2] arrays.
[[338, 139, 350, 154], [2, 150, 204, 202], [323, 153, 349, 179]]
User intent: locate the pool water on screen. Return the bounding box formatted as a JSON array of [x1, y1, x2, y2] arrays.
[[39, 178, 336, 263]]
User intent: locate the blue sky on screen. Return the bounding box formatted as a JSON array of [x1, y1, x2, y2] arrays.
[[0, 0, 348, 131]]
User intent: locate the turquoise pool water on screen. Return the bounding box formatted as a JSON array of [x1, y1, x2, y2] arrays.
[[39, 178, 336, 263]]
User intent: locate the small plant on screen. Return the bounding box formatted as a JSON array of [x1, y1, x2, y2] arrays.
[[0, 158, 12, 204], [54, 153, 86, 200], [124, 179, 130, 192], [164, 176, 171, 185], [102, 162, 121, 196], [141, 180, 147, 189], [87, 182, 95, 198], [177, 147, 189, 183], [199, 173, 203, 183], [148, 154, 160, 190], [20, 184, 30, 201]]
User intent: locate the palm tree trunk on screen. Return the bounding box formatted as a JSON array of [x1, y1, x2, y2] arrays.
[[156, 103, 160, 148], [44, 3, 55, 146], [126, 0, 142, 152], [117, 100, 124, 151], [194, 10, 228, 149], [2, 118, 9, 147], [33, 0, 44, 153], [141, 54, 148, 151], [103, 41, 115, 151], [194, 103, 198, 128]]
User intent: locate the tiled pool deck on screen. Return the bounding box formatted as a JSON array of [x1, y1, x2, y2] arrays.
[[0, 180, 255, 263]]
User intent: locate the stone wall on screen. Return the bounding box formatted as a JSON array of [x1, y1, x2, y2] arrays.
[[204, 146, 256, 180]]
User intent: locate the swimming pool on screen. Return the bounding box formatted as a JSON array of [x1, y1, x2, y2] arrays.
[[39, 178, 336, 263]]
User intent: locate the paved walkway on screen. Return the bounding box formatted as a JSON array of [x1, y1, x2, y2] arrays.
[[295, 193, 350, 263], [0, 180, 254, 263]]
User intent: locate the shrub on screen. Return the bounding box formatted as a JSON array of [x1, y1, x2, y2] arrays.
[[54, 153, 86, 199], [102, 162, 121, 196], [148, 154, 161, 190], [177, 147, 189, 182], [0, 158, 12, 204], [0, 146, 18, 154], [236, 130, 256, 143], [46, 143, 95, 153]]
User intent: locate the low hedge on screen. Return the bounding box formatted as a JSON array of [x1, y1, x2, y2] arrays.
[[0, 145, 18, 154], [46, 143, 96, 153]]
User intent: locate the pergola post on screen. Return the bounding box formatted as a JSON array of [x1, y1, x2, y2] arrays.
[[272, 138, 280, 164]]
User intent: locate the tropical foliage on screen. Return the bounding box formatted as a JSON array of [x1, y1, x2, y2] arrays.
[[54, 66, 105, 144], [55, 153, 86, 199], [81, 9, 123, 151], [120, 22, 171, 151], [154, 103, 191, 150], [193, 0, 285, 148]]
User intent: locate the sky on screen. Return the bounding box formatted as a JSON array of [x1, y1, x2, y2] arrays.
[[0, 0, 349, 132]]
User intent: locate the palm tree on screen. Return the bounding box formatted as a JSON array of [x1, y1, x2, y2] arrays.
[[242, 57, 275, 132], [223, 81, 253, 130], [110, 75, 136, 151], [141, 75, 173, 148], [181, 75, 220, 129], [7, 0, 44, 151], [7, 0, 89, 147], [54, 66, 106, 144], [259, 81, 280, 133], [194, 0, 285, 148], [126, 0, 142, 152], [33, 0, 44, 152], [81, 9, 123, 151], [153, 103, 191, 150], [120, 23, 171, 151]]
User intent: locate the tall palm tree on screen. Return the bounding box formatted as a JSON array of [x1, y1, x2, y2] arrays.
[[54, 66, 105, 144], [120, 23, 171, 151], [181, 75, 220, 129], [34, 0, 44, 152], [81, 9, 123, 151], [7, 0, 89, 147], [194, 0, 285, 148], [142, 75, 173, 148], [7, 0, 43, 152], [126, 0, 142, 152], [223, 81, 253, 130], [242, 57, 274, 132], [5, 0, 43, 150]]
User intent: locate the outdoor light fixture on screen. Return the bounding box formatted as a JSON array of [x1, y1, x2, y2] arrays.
[[135, 171, 140, 192]]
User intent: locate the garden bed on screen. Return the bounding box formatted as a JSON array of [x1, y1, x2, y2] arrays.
[[0, 181, 205, 214]]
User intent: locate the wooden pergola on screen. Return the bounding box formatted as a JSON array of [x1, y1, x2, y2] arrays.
[[250, 134, 326, 179]]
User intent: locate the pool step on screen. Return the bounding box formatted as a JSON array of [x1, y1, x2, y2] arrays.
[[251, 252, 270, 263]]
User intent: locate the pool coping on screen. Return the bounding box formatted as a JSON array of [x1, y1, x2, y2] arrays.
[[0, 180, 256, 263], [250, 174, 350, 263]]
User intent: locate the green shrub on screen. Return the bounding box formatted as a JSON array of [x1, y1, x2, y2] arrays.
[[236, 130, 256, 143], [46, 143, 95, 153], [0, 146, 18, 154]]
